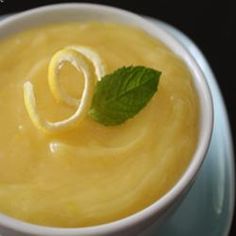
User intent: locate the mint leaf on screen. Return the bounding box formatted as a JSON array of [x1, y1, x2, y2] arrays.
[[88, 66, 161, 126]]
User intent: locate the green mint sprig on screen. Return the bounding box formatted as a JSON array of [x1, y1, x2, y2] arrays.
[[89, 66, 161, 126]]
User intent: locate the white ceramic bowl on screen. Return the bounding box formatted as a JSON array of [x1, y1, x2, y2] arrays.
[[0, 3, 213, 236]]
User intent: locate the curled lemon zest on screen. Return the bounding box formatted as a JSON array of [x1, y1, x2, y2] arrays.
[[49, 46, 105, 107], [23, 48, 100, 134]]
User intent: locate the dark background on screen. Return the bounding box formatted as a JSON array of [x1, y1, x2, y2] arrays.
[[0, 0, 235, 235]]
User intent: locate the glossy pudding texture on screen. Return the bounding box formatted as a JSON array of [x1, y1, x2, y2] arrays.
[[0, 22, 199, 227]]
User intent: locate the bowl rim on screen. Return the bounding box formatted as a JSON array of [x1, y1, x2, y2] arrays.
[[0, 3, 213, 235]]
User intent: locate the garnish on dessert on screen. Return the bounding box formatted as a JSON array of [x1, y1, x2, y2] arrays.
[[23, 46, 161, 133]]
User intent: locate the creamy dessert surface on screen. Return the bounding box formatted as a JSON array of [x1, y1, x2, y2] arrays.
[[0, 22, 199, 227]]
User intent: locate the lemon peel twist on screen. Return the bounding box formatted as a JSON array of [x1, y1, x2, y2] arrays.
[[48, 46, 105, 107], [23, 47, 103, 134]]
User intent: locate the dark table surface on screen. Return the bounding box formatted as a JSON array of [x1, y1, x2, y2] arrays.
[[0, 0, 235, 235]]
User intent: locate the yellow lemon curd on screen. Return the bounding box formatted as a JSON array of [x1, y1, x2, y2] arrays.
[[0, 22, 199, 227]]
